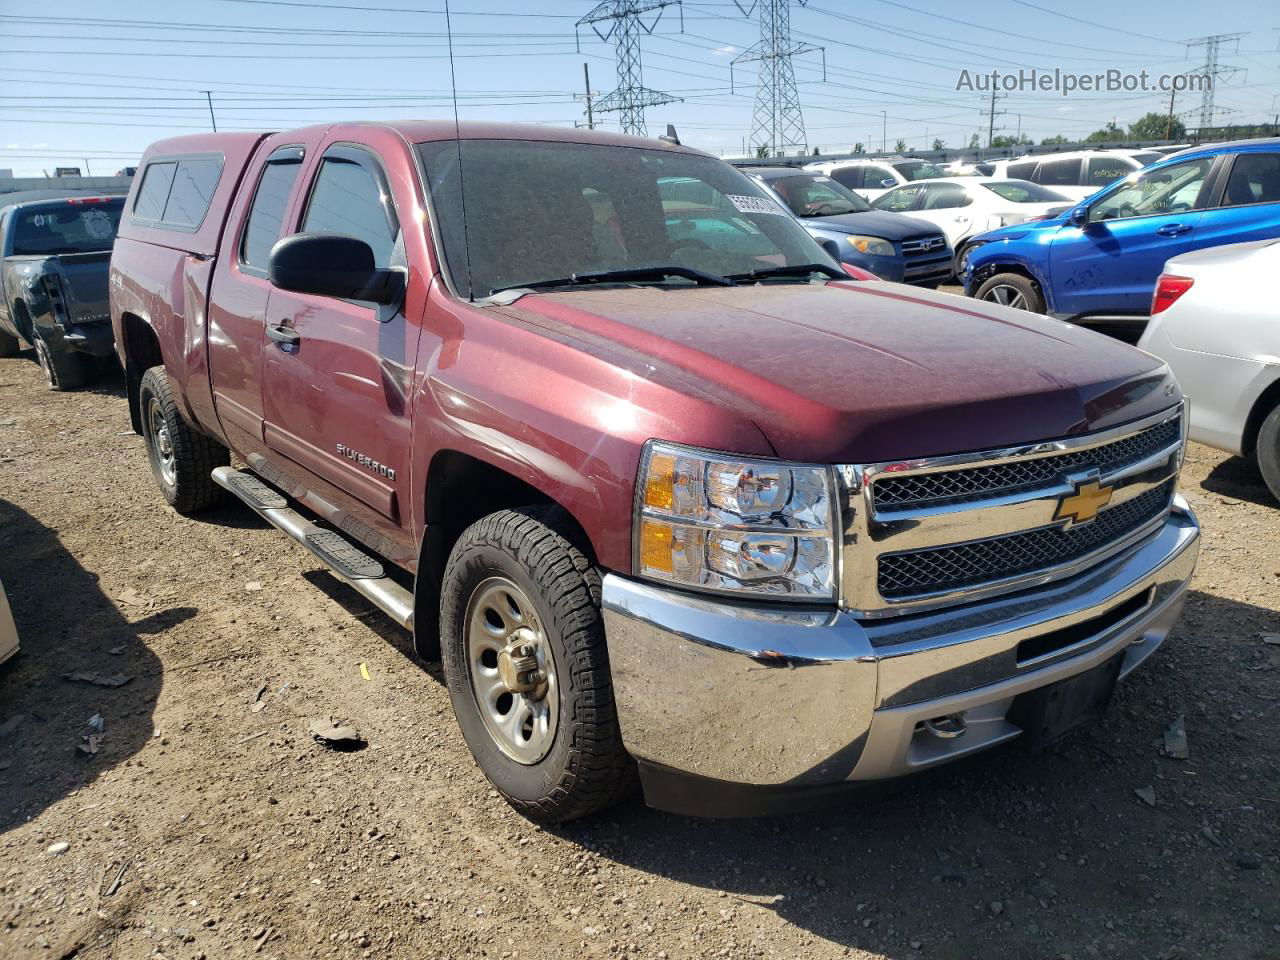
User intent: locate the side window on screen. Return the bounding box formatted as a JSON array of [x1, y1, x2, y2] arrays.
[[133, 161, 176, 220], [1037, 158, 1082, 187], [240, 148, 304, 271], [830, 167, 863, 190], [1090, 158, 1213, 222], [868, 166, 897, 189], [1085, 157, 1136, 188], [921, 183, 971, 210], [162, 158, 223, 228], [873, 186, 921, 212], [1221, 153, 1280, 207], [302, 153, 397, 267], [1006, 160, 1036, 180]]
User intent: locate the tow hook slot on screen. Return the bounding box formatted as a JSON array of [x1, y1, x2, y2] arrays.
[[923, 713, 968, 740]]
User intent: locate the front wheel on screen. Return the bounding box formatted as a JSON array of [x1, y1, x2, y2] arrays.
[[0, 328, 19, 358], [139, 365, 228, 514], [440, 507, 635, 823], [975, 272, 1046, 313]]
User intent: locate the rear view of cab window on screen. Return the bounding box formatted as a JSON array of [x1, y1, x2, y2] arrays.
[[132, 156, 223, 228], [133, 161, 176, 220], [163, 158, 223, 227]]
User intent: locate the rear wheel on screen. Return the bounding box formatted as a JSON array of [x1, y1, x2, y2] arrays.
[[440, 507, 635, 823], [139, 365, 228, 514], [975, 272, 1045, 313], [1256, 403, 1280, 503], [34, 334, 86, 391]]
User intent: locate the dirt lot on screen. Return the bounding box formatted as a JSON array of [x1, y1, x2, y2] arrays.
[[0, 349, 1276, 960]]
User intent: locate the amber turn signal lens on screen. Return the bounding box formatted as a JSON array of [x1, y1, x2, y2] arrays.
[[643, 452, 676, 510], [639, 519, 675, 573]]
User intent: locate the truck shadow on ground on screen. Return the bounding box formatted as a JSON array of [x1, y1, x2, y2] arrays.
[[0, 499, 190, 834], [1200, 453, 1276, 509], [557, 588, 1276, 958]]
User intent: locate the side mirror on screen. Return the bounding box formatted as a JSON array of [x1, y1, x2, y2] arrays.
[[268, 233, 403, 305], [1069, 205, 1089, 227]]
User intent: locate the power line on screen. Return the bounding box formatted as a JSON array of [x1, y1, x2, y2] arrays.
[[732, 1, 820, 156], [577, 1, 683, 136], [1005, 0, 1183, 46]]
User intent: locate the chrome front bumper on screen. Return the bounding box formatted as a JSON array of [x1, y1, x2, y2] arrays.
[[602, 498, 1199, 815]]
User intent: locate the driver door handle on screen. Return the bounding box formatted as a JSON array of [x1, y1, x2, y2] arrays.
[[1156, 223, 1192, 237], [266, 323, 300, 346]]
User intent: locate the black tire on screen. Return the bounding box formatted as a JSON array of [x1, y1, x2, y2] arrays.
[[1256, 402, 1280, 504], [975, 271, 1046, 313], [440, 507, 635, 823], [0, 328, 19, 358], [138, 365, 228, 514], [954, 241, 980, 278], [34, 333, 86, 391]]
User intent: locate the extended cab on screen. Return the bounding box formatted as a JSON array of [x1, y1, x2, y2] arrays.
[[111, 123, 1199, 821], [0, 194, 124, 389]]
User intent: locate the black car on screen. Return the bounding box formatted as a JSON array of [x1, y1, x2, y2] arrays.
[[744, 167, 952, 286], [0, 193, 124, 389]]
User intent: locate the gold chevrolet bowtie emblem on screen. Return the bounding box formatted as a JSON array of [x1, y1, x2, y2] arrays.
[[1054, 479, 1114, 526]]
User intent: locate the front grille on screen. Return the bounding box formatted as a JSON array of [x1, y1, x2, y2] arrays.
[[877, 480, 1175, 599], [901, 235, 947, 256], [873, 414, 1180, 510]]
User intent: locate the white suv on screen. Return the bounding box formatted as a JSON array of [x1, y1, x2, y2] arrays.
[[804, 157, 947, 201], [983, 150, 1144, 203]]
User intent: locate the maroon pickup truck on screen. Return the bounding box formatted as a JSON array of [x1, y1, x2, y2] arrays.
[[110, 122, 1199, 821]]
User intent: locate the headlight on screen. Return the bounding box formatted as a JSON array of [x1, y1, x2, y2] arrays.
[[846, 235, 895, 257], [634, 441, 837, 600]]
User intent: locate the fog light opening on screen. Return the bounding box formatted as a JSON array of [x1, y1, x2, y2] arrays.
[[923, 713, 968, 740]]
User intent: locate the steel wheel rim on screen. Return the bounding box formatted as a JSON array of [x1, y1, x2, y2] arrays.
[[146, 397, 177, 487], [465, 576, 558, 765], [982, 283, 1028, 310]]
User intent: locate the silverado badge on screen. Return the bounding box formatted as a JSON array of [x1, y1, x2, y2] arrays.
[[1054, 477, 1114, 527]]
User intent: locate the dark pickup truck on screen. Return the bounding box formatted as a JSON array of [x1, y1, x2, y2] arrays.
[[0, 194, 124, 389], [110, 123, 1199, 821]]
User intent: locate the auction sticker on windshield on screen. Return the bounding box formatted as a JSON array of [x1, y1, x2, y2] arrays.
[[726, 194, 787, 216]]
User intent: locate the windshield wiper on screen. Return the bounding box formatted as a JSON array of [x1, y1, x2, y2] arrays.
[[726, 263, 845, 283], [490, 265, 734, 297]]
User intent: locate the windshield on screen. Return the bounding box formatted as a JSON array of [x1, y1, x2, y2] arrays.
[[768, 174, 871, 217], [416, 139, 836, 298], [981, 180, 1071, 203], [11, 199, 123, 256], [892, 160, 945, 181]]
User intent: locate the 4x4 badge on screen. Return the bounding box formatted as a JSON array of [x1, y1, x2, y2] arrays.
[[1054, 477, 1113, 527]]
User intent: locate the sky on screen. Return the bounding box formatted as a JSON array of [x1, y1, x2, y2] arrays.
[[0, 0, 1277, 176]]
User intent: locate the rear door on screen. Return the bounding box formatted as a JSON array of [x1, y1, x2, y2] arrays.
[[260, 142, 418, 554], [207, 135, 315, 458], [1047, 155, 1216, 317], [1193, 150, 1280, 252], [915, 182, 974, 246]]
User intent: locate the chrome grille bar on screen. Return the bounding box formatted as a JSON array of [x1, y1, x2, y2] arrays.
[[837, 404, 1185, 617]]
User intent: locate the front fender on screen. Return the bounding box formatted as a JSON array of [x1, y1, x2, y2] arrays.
[[965, 242, 1056, 310]]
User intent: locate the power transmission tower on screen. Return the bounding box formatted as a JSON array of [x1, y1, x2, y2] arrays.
[[1184, 33, 1245, 134], [732, 0, 823, 157], [577, 1, 682, 137]]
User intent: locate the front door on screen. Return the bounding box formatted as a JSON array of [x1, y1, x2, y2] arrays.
[[260, 143, 418, 557], [1047, 156, 1217, 318]]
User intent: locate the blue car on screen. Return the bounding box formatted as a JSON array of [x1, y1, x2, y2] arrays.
[[964, 138, 1280, 326], [744, 167, 953, 286]]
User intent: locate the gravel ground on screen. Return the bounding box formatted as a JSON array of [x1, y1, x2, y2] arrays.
[[0, 348, 1276, 960]]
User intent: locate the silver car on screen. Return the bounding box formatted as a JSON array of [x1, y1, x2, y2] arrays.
[[1139, 238, 1280, 501]]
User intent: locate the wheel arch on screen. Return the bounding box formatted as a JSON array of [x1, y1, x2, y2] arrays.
[[413, 448, 597, 660], [118, 312, 164, 435], [1241, 375, 1280, 457]]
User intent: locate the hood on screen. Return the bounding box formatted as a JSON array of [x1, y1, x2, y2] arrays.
[[802, 210, 942, 240], [495, 281, 1180, 464]]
